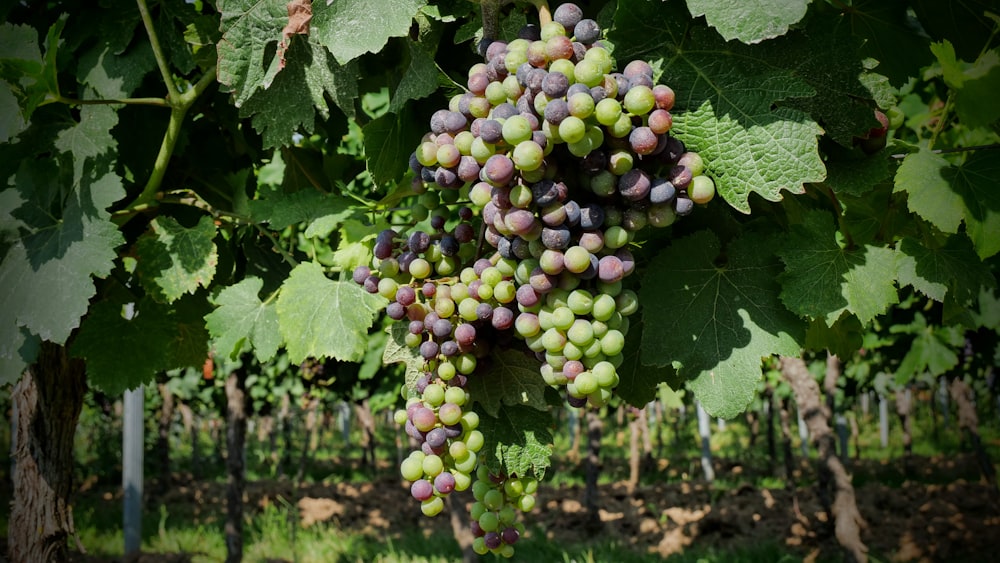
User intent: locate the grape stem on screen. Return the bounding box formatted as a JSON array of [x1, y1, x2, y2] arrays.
[[480, 0, 504, 41], [526, 0, 552, 26]]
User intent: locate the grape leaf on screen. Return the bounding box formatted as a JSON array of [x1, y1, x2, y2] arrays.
[[312, 0, 426, 64], [912, 0, 998, 62], [897, 235, 996, 305], [0, 327, 39, 386], [71, 295, 207, 395], [821, 147, 892, 197], [78, 41, 156, 99], [363, 107, 425, 188], [895, 148, 1000, 259], [387, 39, 438, 114], [383, 321, 425, 394], [611, 0, 826, 214], [478, 405, 553, 479], [0, 18, 63, 130], [777, 209, 899, 326], [275, 262, 386, 363], [616, 320, 680, 407], [973, 287, 1000, 330], [803, 314, 864, 360], [890, 312, 962, 384], [205, 277, 282, 362], [841, 0, 929, 86], [931, 41, 1000, 128], [0, 158, 124, 348], [686, 0, 810, 44], [0, 84, 24, 143], [249, 184, 354, 230], [239, 37, 359, 148], [466, 348, 549, 418], [216, 0, 288, 106], [640, 230, 804, 418], [135, 215, 218, 303]]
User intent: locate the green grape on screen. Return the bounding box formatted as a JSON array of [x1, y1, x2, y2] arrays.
[[567, 92, 595, 119], [567, 318, 594, 346], [558, 116, 587, 144], [483, 489, 504, 511], [423, 383, 445, 406], [502, 115, 533, 145], [421, 496, 445, 517], [574, 58, 603, 87], [422, 454, 444, 477], [454, 450, 477, 473], [400, 456, 424, 481], [574, 370, 598, 395], [445, 385, 467, 406], [466, 429, 485, 452], [512, 140, 544, 171], [623, 85, 655, 115], [600, 329, 625, 356], [456, 353, 477, 374]]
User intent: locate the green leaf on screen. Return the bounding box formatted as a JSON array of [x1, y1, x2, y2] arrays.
[[363, 107, 425, 188], [803, 314, 864, 359], [383, 322, 425, 394], [611, 0, 826, 214], [686, 0, 810, 44], [895, 148, 1000, 259], [821, 147, 892, 197], [276, 262, 386, 363], [205, 277, 282, 362], [897, 235, 995, 305], [0, 18, 64, 130], [640, 230, 804, 418], [239, 38, 359, 148], [135, 216, 218, 303], [777, 209, 899, 325], [467, 348, 549, 418], [973, 287, 1000, 330], [478, 405, 553, 479], [0, 327, 39, 386], [249, 184, 354, 230], [312, 0, 426, 64], [78, 41, 156, 99], [912, 0, 999, 62], [54, 104, 119, 183], [216, 0, 288, 106], [931, 42, 1000, 128], [842, 0, 929, 86], [71, 295, 208, 395], [890, 313, 962, 384], [388, 39, 438, 114], [0, 158, 124, 347], [616, 320, 679, 407]]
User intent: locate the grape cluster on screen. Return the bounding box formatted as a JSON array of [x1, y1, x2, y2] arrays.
[[354, 2, 715, 555]]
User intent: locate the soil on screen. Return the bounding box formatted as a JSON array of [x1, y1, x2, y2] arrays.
[[46, 452, 1000, 563]]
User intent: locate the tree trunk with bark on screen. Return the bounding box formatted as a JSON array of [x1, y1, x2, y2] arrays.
[[225, 366, 249, 563], [8, 342, 87, 563], [782, 356, 868, 563], [296, 395, 320, 485], [583, 411, 603, 532], [627, 408, 641, 495], [895, 387, 913, 459], [764, 386, 777, 470], [779, 396, 796, 484], [950, 378, 998, 491], [354, 398, 377, 468], [156, 382, 175, 494]]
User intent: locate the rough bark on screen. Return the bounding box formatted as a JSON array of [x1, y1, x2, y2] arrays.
[[448, 491, 479, 562], [296, 396, 320, 485], [8, 342, 87, 563], [354, 398, 377, 468], [746, 409, 759, 448], [583, 411, 603, 532], [627, 408, 641, 495], [782, 356, 868, 563], [895, 387, 913, 458], [276, 394, 292, 479], [950, 378, 998, 491], [779, 397, 796, 484], [764, 386, 777, 470], [156, 382, 175, 493], [225, 367, 248, 563]]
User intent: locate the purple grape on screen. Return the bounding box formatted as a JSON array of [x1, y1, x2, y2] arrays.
[[455, 323, 477, 347], [618, 169, 652, 201], [629, 126, 658, 156], [553, 2, 583, 28], [435, 167, 461, 189], [420, 340, 440, 359], [455, 223, 475, 244], [434, 471, 456, 494], [484, 154, 515, 186], [544, 98, 569, 124], [433, 319, 453, 338], [516, 284, 540, 307], [674, 195, 694, 216], [529, 268, 556, 293], [441, 340, 459, 357], [363, 275, 380, 294], [563, 200, 581, 225], [474, 258, 493, 276], [444, 423, 463, 438], [541, 225, 571, 249], [457, 156, 481, 183], [567, 394, 587, 408], [430, 110, 449, 134], [431, 214, 446, 230], [668, 164, 693, 189], [396, 286, 416, 307], [501, 526, 520, 545], [579, 204, 605, 230], [409, 320, 425, 335], [616, 248, 636, 276], [415, 374, 430, 393], [492, 306, 514, 330], [598, 255, 624, 283], [352, 266, 370, 285], [511, 237, 531, 259], [468, 280, 483, 297], [386, 302, 406, 320], [471, 520, 485, 537], [492, 102, 519, 120], [649, 177, 677, 205], [426, 427, 447, 448], [484, 532, 502, 550], [574, 19, 600, 44], [542, 72, 569, 98], [479, 119, 503, 143], [444, 111, 468, 134], [440, 235, 460, 256], [477, 302, 495, 321]]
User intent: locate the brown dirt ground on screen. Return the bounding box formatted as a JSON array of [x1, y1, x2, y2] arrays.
[[49, 452, 1000, 563]]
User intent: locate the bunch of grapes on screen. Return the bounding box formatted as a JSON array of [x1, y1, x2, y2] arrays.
[[353, 1, 715, 555]]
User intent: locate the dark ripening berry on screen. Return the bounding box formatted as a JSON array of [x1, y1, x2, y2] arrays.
[[574, 19, 600, 44], [352, 266, 370, 285], [553, 2, 584, 29]]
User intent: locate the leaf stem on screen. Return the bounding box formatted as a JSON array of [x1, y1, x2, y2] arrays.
[[480, 0, 504, 40], [928, 92, 953, 151], [526, 0, 552, 26], [136, 0, 178, 96], [822, 185, 854, 250], [889, 142, 1000, 159], [49, 95, 170, 108]]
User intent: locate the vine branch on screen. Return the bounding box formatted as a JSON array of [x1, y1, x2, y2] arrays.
[[889, 142, 1000, 159], [48, 95, 170, 108], [136, 0, 177, 96]]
